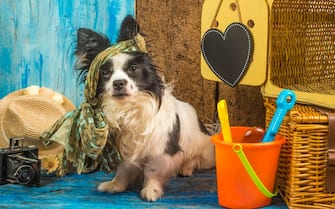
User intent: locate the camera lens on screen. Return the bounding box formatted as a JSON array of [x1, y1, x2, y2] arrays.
[[13, 165, 35, 185]]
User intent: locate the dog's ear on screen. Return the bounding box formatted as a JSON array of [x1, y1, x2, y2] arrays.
[[75, 28, 110, 82], [117, 15, 140, 42], [75, 28, 110, 68]]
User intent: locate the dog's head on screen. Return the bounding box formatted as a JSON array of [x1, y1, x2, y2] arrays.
[[75, 16, 164, 102]]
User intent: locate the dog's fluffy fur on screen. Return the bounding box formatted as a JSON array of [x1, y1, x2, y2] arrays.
[[75, 15, 215, 201]]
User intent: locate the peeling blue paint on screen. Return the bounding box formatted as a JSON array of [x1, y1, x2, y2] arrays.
[[0, 0, 135, 106]]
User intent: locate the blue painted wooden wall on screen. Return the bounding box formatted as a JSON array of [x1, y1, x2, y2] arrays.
[[0, 0, 135, 106]]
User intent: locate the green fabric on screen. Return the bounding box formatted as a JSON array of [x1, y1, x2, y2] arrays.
[[41, 34, 147, 176]]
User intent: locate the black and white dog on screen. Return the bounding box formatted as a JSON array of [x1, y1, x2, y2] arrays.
[[75, 15, 215, 201]]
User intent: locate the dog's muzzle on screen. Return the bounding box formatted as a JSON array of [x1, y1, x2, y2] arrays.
[[113, 79, 129, 96]]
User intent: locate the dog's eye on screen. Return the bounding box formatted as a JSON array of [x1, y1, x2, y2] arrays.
[[128, 64, 140, 73], [101, 69, 111, 78]]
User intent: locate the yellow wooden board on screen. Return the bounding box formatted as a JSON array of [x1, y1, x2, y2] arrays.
[[261, 83, 335, 109], [201, 0, 269, 86]]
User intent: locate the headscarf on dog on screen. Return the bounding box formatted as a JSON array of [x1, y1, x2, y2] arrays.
[[41, 34, 147, 176]]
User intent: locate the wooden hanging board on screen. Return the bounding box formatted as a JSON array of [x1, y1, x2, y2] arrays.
[[201, 0, 269, 86]]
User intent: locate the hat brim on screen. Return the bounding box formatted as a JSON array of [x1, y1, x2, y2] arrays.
[[0, 88, 76, 158]]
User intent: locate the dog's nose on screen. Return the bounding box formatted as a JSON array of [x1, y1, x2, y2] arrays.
[[113, 79, 127, 90]]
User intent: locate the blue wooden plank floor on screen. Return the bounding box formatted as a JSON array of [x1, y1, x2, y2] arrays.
[[0, 170, 288, 209]]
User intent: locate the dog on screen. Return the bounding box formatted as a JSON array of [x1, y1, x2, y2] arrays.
[[74, 15, 215, 202]]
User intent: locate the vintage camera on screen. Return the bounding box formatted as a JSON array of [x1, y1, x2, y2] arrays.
[[0, 138, 40, 186]]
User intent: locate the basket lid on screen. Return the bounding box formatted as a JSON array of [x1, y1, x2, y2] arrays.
[[262, 0, 335, 109]]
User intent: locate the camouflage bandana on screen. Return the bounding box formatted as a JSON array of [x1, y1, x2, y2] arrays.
[[41, 34, 147, 176]]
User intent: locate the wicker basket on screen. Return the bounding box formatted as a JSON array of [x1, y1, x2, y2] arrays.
[[264, 98, 335, 209], [262, 0, 335, 109], [263, 2, 335, 207]]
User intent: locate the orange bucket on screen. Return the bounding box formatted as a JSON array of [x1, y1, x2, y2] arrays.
[[211, 126, 285, 209]]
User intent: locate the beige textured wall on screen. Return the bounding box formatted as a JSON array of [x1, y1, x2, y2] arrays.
[[136, 0, 265, 128]]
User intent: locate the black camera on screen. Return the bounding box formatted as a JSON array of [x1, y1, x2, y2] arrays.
[[0, 138, 40, 186]]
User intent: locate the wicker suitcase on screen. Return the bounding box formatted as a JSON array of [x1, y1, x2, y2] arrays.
[[262, 0, 335, 109], [264, 98, 335, 208], [262, 1, 335, 208]]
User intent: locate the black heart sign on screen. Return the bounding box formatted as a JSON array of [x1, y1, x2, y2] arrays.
[[201, 23, 254, 87]]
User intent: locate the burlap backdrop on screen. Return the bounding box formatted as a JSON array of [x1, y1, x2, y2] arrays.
[[136, 0, 265, 127]]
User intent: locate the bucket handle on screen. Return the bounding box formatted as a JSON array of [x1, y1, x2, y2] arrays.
[[232, 144, 278, 198]]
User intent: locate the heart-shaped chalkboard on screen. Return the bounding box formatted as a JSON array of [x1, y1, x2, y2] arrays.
[[201, 23, 253, 87]]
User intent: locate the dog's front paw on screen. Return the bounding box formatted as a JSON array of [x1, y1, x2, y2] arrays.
[[179, 169, 193, 177], [140, 185, 163, 202], [97, 179, 127, 193]]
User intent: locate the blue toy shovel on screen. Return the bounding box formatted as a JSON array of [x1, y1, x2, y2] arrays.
[[262, 90, 296, 143]]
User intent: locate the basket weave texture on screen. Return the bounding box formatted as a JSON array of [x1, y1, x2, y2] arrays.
[[265, 98, 335, 209], [270, 0, 335, 95], [263, 1, 335, 207]]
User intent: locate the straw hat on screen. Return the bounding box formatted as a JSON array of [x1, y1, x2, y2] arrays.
[[0, 86, 76, 159]]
